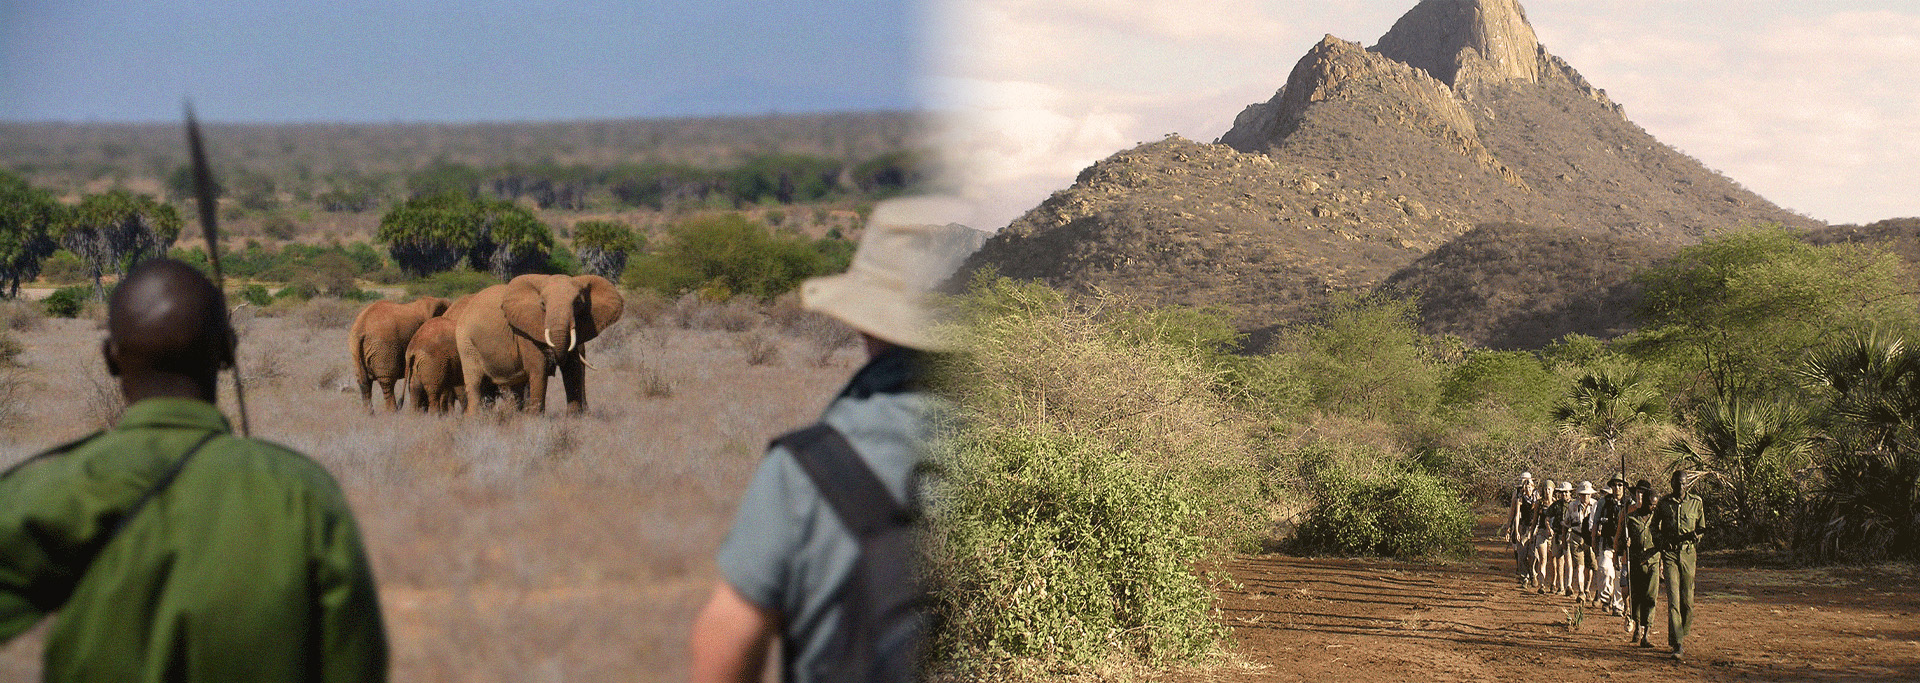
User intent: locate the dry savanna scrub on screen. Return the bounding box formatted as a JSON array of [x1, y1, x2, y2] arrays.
[[0, 295, 860, 682]]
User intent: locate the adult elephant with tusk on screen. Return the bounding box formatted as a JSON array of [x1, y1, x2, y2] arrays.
[[454, 273, 623, 414]]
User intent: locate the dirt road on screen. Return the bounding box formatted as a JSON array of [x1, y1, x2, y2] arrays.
[[1180, 520, 1920, 682]]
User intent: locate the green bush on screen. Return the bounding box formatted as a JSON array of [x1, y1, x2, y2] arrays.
[[237, 284, 274, 308], [39, 250, 86, 285], [405, 269, 499, 299], [42, 285, 91, 318], [1293, 451, 1472, 559], [274, 282, 317, 301], [622, 214, 835, 299], [1270, 293, 1445, 423], [929, 430, 1223, 667], [926, 276, 1265, 672]]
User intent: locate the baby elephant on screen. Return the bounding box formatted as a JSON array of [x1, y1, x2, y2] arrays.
[[405, 316, 464, 413], [348, 296, 450, 411]]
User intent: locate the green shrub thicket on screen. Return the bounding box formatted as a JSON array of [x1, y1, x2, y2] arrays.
[[43, 285, 92, 318], [405, 269, 501, 299], [1292, 448, 1472, 558], [623, 214, 853, 299], [928, 277, 1264, 673]]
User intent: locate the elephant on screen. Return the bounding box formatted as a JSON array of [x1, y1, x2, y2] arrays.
[[404, 316, 464, 414], [348, 296, 451, 411], [454, 274, 622, 414]]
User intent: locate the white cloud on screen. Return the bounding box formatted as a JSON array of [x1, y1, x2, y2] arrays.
[[935, 0, 1920, 229], [1544, 8, 1920, 223]]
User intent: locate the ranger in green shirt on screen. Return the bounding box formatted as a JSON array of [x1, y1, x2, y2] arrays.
[[0, 259, 387, 682], [1621, 479, 1660, 649], [1652, 469, 1706, 660]]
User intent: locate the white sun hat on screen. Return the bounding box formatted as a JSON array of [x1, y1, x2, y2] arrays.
[[799, 196, 987, 352], [1577, 481, 1597, 495]]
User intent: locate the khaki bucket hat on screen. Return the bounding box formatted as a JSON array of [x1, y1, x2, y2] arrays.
[[800, 196, 987, 352]]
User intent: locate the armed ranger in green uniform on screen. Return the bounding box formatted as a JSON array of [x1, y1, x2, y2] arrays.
[[1621, 479, 1661, 649], [1652, 470, 1705, 660], [0, 259, 387, 682]]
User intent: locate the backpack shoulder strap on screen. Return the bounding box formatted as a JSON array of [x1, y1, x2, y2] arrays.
[[771, 424, 906, 537], [106, 430, 221, 537], [0, 431, 105, 480]]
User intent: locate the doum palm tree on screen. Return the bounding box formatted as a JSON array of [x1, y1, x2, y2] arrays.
[[1664, 397, 1809, 544], [1797, 330, 1920, 559], [1553, 366, 1663, 481]]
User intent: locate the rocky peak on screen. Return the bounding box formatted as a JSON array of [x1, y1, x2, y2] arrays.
[[1220, 35, 1479, 154], [1373, 0, 1540, 88]]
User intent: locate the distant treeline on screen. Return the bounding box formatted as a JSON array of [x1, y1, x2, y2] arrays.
[[3, 168, 860, 309], [0, 112, 926, 209], [375, 150, 926, 211]]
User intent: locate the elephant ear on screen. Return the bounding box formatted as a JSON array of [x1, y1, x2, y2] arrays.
[[501, 276, 547, 340], [573, 274, 623, 343]]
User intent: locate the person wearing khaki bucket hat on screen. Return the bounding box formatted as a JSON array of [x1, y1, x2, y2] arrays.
[[796, 196, 984, 353], [690, 196, 985, 683]]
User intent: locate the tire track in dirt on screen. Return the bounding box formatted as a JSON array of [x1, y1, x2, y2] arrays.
[[1174, 518, 1920, 682]]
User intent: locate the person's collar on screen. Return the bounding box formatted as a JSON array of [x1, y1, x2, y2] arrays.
[[114, 397, 232, 433], [838, 344, 927, 399]]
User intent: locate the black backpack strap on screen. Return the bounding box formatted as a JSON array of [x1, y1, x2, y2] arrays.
[[0, 431, 105, 480], [772, 424, 906, 536]]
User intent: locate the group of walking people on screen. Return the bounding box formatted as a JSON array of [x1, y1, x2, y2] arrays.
[[1506, 470, 1706, 660]]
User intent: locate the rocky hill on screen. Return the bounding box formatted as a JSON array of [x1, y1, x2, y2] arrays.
[[1380, 223, 1672, 349], [967, 0, 1818, 340]]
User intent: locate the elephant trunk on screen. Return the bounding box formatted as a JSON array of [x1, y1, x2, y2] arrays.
[[543, 286, 576, 355]]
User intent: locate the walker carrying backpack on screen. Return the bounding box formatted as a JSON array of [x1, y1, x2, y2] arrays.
[[773, 424, 925, 683]]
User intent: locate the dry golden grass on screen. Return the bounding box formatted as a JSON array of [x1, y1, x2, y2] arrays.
[[0, 303, 862, 681]]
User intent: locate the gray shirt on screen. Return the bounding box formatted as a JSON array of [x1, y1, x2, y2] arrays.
[[715, 351, 939, 683]]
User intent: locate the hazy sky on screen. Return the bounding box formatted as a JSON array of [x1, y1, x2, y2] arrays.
[[930, 0, 1920, 228], [0, 0, 922, 123]]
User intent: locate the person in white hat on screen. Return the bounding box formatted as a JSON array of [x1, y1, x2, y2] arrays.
[[1508, 472, 1539, 587], [1566, 481, 1599, 602], [689, 197, 982, 683]]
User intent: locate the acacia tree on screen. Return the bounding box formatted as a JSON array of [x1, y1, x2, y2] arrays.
[[571, 220, 640, 280], [1627, 226, 1919, 404], [0, 172, 63, 298], [61, 190, 182, 300], [1552, 366, 1663, 481]]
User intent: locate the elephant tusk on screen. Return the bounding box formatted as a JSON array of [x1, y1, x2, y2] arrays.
[[546, 329, 557, 349], [568, 327, 578, 353]]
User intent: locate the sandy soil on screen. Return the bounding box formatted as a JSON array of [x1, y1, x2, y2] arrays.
[[1173, 518, 1920, 682]]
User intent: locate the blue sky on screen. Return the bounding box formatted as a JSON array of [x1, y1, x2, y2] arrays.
[[0, 0, 923, 122]]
